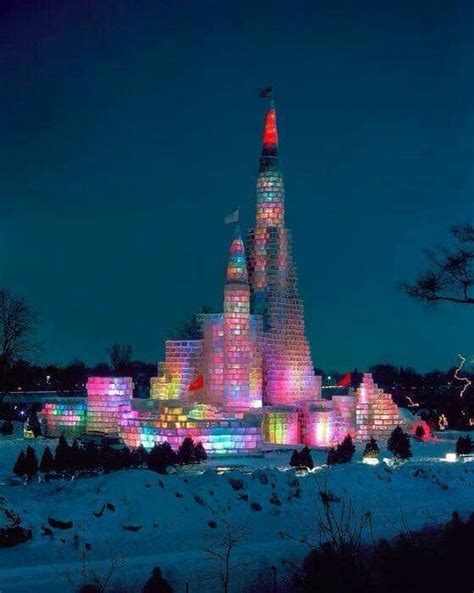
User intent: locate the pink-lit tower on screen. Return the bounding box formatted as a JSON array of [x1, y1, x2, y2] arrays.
[[223, 227, 253, 409], [246, 99, 318, 405]]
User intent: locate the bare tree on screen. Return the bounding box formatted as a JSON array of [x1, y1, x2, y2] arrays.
[[108, 343, 132, 375], [402, 224, 474, 305], [203, 519, 249, 593], [0, 288, 37, 388]]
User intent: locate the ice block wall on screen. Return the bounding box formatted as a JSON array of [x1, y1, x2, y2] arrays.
[[150, 340, 203, 400], [118, 401, 262, 454], [262, 408, 300, 444], [41, 398, 87, 437], [87, 376, 133, 434]]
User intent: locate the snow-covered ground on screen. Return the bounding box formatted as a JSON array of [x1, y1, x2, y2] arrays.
[[0, 429, 473, 593]]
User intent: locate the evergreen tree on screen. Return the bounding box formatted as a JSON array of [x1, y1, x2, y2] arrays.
[[326, 447, 338, 466], [131, 444, 149, 468], [0, 419, 14, 435], [25, 445, 39, 478], [455, 435, 473, 455], [363, 436, 379, 459], [161, 441, 177, 466], [39, 446, 55, 473], [83, 440, 99, 470], [147, 444, 166, 473], [99, 443, 122, 472], [339, 434, 356, 463], [119, 445, 132, 469], [27, 409, 42, 438], [177, 437, 196, 465], [290, 449, 301, 468], [415, 425, 425, 440], [55, 435, 72, 472], [387, 426, 412, 459], [70, 439, 81, 472], [194, 442, 208, 463], [299, 446, 314, 469], [13, 450, 27, 477]]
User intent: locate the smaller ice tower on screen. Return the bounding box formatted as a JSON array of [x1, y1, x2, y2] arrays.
[[223, 227, 252, 409]]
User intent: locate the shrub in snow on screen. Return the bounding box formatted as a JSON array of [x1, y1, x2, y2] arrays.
[[25, 446, 38, 479], [177, 437, 197, 464], [148, 442, 178, 473], [13, 450, 27, 477], [363, 437, 379, 459], [291, 447, 314, 469], [387, 426, 412, 460], [54, 435, 72, 473], [131, 444, 149, 468], [290, 449, 301, 468], [26, 409, 42, 437], [251, 502, 262, 512], [0, 419, 14, 435], [39, 446, 55, 474], [455, 435, 473, 455], [327, 435, 355, 465], [415, 425, 425, 440], [195, 441, 208, 463]]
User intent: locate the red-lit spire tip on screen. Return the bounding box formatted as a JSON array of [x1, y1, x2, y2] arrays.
[[263, 107, 278, 147]]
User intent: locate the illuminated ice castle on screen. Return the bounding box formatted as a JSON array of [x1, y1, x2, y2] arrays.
[[41, 99, 401, 454]]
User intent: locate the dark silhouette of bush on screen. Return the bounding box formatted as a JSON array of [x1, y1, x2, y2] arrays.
[[387, 426, 412, 459], [455, 435, 473, 455], [25, 445, 38, 479], [415, 425, 425, 440], [13, 450, 27, 477], [54, 435, 72, 472], [195, 441, 208, 462], [296, 511, 474, 593], [327, 435, 355, 465], [26, 409, 42, 437], [177, 437, 197, 464], [290, 449, 301, 468], [0, 419, 14, 435], [39, 446, 55, 473], [299, 446, 314, 469]]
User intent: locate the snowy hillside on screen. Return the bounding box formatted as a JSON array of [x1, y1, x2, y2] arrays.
[[0, 431, 473, 593]]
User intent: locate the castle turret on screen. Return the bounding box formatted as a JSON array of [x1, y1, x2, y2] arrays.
[[223, 227, 252, 409], [246, 99, 318, 405]]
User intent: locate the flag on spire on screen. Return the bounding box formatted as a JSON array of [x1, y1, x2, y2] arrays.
[[259, 87, 273, 99], [224, 208, 239, 224]]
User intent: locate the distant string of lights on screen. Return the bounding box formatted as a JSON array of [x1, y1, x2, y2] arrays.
[[454, 354, 472, 399]]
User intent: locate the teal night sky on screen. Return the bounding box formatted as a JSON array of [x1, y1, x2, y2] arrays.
[[1, 0, 473, 371]]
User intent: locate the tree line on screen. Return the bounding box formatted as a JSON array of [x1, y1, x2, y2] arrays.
[[13, 435, 208, 480]]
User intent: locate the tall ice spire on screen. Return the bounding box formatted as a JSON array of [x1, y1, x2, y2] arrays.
[[256, 103, 285, 228], [246, 94, 318, 405]]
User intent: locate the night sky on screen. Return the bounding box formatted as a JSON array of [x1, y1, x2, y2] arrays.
[[1, 0, 473, 371]]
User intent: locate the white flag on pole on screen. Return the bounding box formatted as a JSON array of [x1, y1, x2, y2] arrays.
[[224, 208, 239, 224]]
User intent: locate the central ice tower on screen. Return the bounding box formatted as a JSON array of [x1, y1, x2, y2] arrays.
[[246, 101, 318, 405]]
